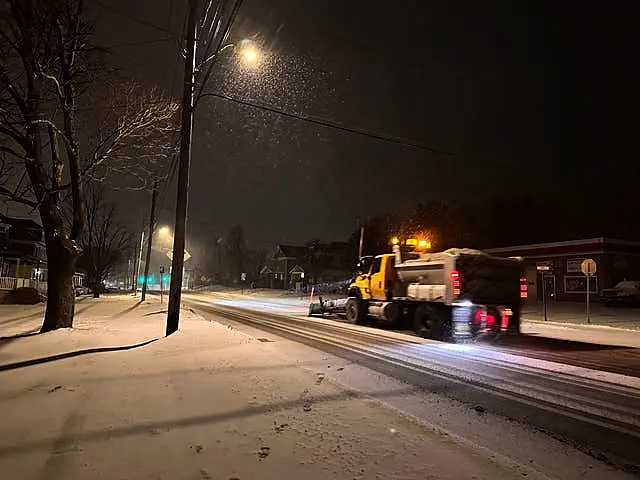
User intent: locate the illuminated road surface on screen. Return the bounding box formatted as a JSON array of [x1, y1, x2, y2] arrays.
[[183, 292, 640, 476]]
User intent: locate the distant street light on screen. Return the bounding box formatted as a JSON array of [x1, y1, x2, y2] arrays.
[[158, 226, 171, 237]]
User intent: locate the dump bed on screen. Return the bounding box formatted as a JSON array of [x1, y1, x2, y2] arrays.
[[455, 253, 523, 306]]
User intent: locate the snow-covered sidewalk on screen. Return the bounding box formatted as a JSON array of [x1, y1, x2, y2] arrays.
[[0, 295, 519, 479], [521, 302, 640, 329]]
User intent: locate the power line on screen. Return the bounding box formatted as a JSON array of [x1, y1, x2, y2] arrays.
[[99, 37, 178, 49], [195, 0, 244, 103], [88, 0, 179, 36], [163, 0, 186, 97], [200, 91, 455, 156]]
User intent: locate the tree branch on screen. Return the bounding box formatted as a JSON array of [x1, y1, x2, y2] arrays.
[[0, 64, 28, 117], [0, 185, 37, 207]]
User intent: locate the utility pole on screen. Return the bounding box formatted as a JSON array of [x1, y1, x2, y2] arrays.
[[133, 216, 145, 296], [358, 225, 365, 259], [166, 0, 197, 335], [141, 179, 158, 301]]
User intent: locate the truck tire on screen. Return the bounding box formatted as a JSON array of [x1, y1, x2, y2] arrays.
[[346, 298, 367, 325], [413, 304, 445, 340]]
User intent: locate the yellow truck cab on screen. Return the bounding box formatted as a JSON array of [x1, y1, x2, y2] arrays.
[[349, 254, 398, 301]]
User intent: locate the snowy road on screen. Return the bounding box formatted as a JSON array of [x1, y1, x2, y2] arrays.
[[184, 293, 640, 476]]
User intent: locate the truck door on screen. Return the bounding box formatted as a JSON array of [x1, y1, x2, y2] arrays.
[[369, 256, 387, 300]]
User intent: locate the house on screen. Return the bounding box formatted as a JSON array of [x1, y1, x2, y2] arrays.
[[260, 242, 354, 289], [260, 244, 308, 289], [0, 213, 47, 292], [486, 237, 640, 303], [0, 213, 85, 300]]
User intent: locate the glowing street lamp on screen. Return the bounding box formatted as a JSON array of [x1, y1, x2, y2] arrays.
[[158, 226, 171, 237], [241, 48, 258, 64], [237, 39, 262, 68]]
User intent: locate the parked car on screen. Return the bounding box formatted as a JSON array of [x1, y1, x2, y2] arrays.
[[600, 280, 640, 306]]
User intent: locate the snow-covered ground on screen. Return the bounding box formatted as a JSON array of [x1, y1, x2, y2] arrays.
[[0, 295, 535, 479], [1, 295, 635, 479], [522, 302, 640, 330]]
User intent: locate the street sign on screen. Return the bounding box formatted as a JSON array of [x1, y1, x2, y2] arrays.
[[166, 249, 191, 262], [536, 261, 552, 271], [581, 258, 596, 325], [581, 259, 596, 276]]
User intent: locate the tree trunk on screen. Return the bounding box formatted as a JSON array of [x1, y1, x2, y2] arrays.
[[40, 235, 78, 333]]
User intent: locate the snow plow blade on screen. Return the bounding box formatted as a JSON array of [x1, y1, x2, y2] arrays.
[[308, 297, 349, 316]]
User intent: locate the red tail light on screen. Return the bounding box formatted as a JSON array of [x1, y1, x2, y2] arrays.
[[501, 313, 510, 330], [474, 309, 495, 330], [451, 270, 461, 295], [520, 277, 528, 298]]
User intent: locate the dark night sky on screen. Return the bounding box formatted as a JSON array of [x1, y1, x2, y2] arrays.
[[89, 0, 635, 253]]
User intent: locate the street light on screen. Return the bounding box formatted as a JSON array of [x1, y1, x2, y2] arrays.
[[158, 226, 171, 237], [238, 45, 260, 67]]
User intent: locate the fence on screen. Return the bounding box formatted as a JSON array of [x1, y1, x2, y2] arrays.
[[0, 276, 55, 295], [0, 277, 42, 290]]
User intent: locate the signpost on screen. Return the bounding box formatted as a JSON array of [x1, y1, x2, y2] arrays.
[[241, 272, 247, 294], [537, 262, 553, 321], [159, 265, 165, 304], [581, 259, 597, 324], [166, 249, 191, 262]]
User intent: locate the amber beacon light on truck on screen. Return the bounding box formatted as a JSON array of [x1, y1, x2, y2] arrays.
[[391, 236, 432, 250]]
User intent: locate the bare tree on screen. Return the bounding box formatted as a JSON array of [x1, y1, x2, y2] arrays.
[[78, 185, 134, 298], [0, 1, 178, 331]]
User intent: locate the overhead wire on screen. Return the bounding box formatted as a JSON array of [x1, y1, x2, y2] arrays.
[[194, 0, 244, 106], [88, 0, 179, 36], [98, 37, 178, 49], [199, 91, 455, 156], [197, 0, 228, 70]]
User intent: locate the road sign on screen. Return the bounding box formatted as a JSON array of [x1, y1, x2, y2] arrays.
[[581, 258, 596, 325], [241, 272, 247, 282], [536, 261, 552, 271], [166, 249, 191, 262], [581, 259, 596, 276]]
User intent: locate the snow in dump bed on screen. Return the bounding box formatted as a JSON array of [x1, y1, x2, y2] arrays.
[[396, 248, 516, 272], [0, 295, 528, 480], [441, 247, 488, 256], [398, 247, 487, 265]]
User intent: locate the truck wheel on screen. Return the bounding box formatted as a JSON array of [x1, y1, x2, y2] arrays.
[[346, 298, 367, 325], [413, 305, 444, 340]]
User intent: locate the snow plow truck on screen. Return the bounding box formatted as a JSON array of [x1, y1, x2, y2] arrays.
[[308, 238, 527, 342]]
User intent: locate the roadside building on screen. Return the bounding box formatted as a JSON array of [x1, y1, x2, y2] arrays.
[[486, 238, 640, 303], [260, 242, 354, 290], [1, 213, 86, 301]]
